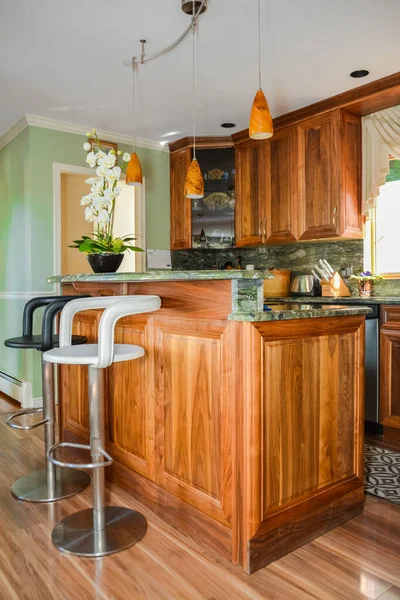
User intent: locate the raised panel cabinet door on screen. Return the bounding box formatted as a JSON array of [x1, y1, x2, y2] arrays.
[[239, 316, 365, 559], [170, 148, 192, 250], [235, 139, 267, 246], [60, 309, 100, 442], [106, 314, 155, 480], [380, 306, 400, 432], [265, 125, 298, 243], [153, 317, 234, 526], [340, 111, 362, 238], [298, 111, 341, 240]]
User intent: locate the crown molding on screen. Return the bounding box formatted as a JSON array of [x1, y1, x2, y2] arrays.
[[0, 116, 29, 151], [0, 114, 169, 153]]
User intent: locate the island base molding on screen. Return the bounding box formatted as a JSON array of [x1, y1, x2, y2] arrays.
[[59, 281, 365, 573]]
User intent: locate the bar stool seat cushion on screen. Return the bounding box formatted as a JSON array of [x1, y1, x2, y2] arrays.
[[5, 334, 87, 350], [43, 343, 145, 366]]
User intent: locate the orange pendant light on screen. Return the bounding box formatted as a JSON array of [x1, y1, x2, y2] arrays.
[[126, 152, 143, 186], [184, 158, 204, 198], [126, 66, 143, 186], [249, 89, 273, 140], [249, 0, 273, 140], [184, 2, 204, 199]]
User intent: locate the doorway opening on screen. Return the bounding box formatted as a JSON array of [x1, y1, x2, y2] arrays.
[[54, 163, 146, 277]]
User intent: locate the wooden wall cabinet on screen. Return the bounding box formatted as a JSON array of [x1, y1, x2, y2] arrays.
[[170, 109, 362, 250], [234, 126, 299, 247], [380, 305, 400, 441], [265, 125, 299, 244], [298, 109, 362, 240], [234, 138, 267, 246], [170, 147, 192, 250]]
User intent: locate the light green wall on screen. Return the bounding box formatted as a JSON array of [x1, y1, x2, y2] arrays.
[[29, 127, 170, 286], [0, 128, 31, 292], [0, 125, 170, 397]]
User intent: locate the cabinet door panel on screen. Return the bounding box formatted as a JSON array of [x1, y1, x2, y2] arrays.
[[60, 310, 99, 442], [106, 315, 154, 480], [380, 306, 400, 432], [170, 148, 192, 250], [266, 126, 298, 243], [235, 140, 267, 246], [154, 317, 233, 526], [298, 111, 340, 240]]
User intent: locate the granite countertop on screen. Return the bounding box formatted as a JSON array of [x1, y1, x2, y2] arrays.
[[264, 296, 400, 305], [230, 303, 372, 322], [48, 270, 273, 284]]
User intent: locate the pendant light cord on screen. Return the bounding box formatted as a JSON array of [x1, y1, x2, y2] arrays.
[[192, 0, 197, 160], [258, 0, 262, 90], [132, 63, 136, 152]]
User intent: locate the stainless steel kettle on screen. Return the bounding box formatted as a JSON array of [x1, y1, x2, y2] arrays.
[[290, 274, 321, 296]]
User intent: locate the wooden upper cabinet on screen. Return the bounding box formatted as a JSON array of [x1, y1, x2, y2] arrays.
[[298, 109, 362, 240], [170, 147, 192, 250], [234, 138, 267, 247], [265, 125, 298, 244]]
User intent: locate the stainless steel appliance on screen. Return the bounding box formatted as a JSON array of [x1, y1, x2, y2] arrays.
[[290, 274, 321, 297], [365, 304, 381, 429]]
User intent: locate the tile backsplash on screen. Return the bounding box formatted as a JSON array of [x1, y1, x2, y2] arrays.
[[172, 240, 364, 276]]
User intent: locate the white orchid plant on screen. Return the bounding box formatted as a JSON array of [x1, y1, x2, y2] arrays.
[[70, 129, 143, 255]]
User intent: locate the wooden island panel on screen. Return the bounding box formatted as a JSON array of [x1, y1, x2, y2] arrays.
[[60, 283, 365, 573], [239, 316, 365, 572], [153, 317, 235, 526]]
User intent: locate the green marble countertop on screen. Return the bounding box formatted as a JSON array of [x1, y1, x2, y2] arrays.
[[264, 296, 400, 305], [49, 270, 273, 284], [230, 304, 372, 322]]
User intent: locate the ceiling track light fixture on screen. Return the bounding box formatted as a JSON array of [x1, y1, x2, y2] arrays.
[[124, 1, 207, 69], [124, 1, 207, 195], [249, 0, 273, 140]]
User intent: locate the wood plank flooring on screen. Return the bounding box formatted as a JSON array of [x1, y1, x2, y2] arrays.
[[0, 393, 399, 600]]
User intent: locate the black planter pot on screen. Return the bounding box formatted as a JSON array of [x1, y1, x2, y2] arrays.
[[87, 253, 124, 274]]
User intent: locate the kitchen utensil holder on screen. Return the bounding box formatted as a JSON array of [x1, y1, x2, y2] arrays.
[[321, 272, 351, 297]]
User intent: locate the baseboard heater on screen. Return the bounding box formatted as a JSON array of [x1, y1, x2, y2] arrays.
[[0, 369, 33, 408]]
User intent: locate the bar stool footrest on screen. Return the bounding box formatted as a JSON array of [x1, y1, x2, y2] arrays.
[[47, 442, 113, 469], [7, 407, 47, 430]]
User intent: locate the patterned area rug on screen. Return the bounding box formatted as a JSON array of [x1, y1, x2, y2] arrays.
[[364, 444, 400, 505]]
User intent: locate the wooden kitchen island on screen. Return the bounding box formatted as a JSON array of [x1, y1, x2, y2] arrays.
[[49, 270, 369, 574]]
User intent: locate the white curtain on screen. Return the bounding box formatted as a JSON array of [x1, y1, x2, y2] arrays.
[[363, 105, 400, 214]]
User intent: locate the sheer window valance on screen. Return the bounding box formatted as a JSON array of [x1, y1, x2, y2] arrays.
[[363, 105, 400, 214]]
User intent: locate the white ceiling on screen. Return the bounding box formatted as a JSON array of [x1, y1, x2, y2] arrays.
[[1, 0, 400, 144]]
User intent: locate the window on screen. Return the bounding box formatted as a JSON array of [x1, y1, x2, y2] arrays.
[[366, 159, 400, 276]]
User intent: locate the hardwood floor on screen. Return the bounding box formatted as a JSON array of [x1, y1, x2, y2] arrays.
[[0, 405, 399, 600], [0, 392, 19, 415]]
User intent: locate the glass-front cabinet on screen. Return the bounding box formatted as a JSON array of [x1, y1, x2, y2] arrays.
[[191, 148, 235, 249]]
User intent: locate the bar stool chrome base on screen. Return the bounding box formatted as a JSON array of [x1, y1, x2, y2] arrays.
[[52, 506, 148, 557], [11, 468, 91, 503]]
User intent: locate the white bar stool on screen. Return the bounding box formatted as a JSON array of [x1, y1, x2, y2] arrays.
[[43, 295, 161, 557]]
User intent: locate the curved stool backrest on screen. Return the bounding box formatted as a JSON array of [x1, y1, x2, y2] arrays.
[[58, 295, 161, 368], [5, 293, 91, 503]]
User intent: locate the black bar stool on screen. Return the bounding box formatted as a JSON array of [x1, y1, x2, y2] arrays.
[[4, 296, 91, 502]]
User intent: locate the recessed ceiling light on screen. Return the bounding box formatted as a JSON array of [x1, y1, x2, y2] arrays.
[[221, 122, 236, 128], [350, 69, 370, 78]]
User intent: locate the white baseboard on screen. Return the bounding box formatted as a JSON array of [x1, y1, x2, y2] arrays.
[[32, 397, 43, 409], [0, 369, 33, 408]]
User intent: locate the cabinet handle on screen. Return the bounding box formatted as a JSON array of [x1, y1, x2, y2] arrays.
[[333, 206, 337, 229], [263, 217, 267, 243], [259, 218, 263, 239]]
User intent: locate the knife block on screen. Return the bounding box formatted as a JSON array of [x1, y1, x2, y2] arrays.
[[320, 272, 351, 297]]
